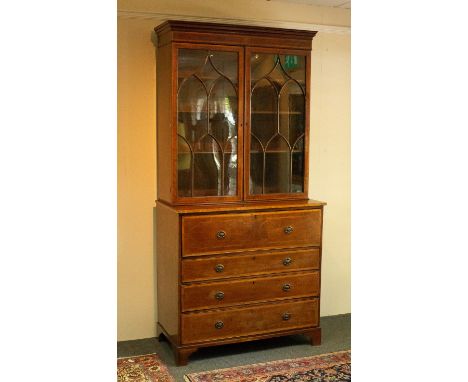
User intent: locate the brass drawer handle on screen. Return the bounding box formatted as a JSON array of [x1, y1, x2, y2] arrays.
[[215, 264, 225, 273], [215, 291, 225, 300], [282, 312, 291, 321], [283, 257, 292, 266], [282, 283, 292, 292], [216, 230, 226, 239], [284, 226, 293, 234], [215, 321, 224, 329]]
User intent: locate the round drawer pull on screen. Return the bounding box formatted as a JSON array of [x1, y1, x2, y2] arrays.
[[215, 321, 224, 329], [282, 312, 291, 321], [215, 264, 225, 273], [215, 291, 225, 300], [216, 230, 226, 239], [282, 283, 292, 292], [284, 226, 293, 234], [283, 257, 292, 266]]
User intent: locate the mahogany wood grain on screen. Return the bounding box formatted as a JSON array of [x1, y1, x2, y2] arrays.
[[156, 43, 173, 203], [181, 298, 319, 344], [305, 327, 322, 345], [155, 203, 180, 343], [159, 199, 326, 214], [305, 49, 311, 197], [175, 347, 197, 366], [154, 21, 316, 50], [181, 271, 319, 311], [182, 209, 322, 256], [181, 248, 320, 282]]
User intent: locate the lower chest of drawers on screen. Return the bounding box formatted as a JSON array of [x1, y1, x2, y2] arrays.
[[156, 204, 324, 365]]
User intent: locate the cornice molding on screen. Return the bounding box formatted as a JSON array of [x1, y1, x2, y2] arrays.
[[117, 10, 350, 35]]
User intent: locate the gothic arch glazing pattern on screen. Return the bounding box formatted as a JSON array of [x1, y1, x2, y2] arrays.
[[250, 53, 306, 194], [177, 49, 238, 197]]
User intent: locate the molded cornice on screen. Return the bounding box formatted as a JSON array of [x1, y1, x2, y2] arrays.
[[117, 10, 350, 35]]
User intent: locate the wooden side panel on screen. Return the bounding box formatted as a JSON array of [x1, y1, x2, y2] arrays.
[[181, 248, 320, 282], [181, 298, 319, 344], [156, 43, 173, 203], [156, 203, 180, 342]]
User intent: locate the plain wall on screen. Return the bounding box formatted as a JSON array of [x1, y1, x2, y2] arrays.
[[117, 0, 350, 341]]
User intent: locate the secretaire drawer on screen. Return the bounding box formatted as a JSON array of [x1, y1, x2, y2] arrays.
[[181, 271, 319, 311], [181, 298, 319, 344], [182, 209, 322, 256], [181, 248, 320, 282]]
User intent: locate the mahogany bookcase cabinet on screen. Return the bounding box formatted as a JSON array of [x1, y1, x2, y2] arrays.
[[153, 20, 325, 366]]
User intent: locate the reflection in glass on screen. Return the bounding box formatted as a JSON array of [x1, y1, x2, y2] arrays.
[[249, 136, 264, 195], [178, 76, 207, 144], [265, 135, 290, 194], [251, 78, 277, 146], [280, 82, 305, 145], [193, 136, 222, 196], [177, 49, 238, 197], [224, 138, 238, 195], [250, 52, 306, 195], [177, 136, 192, 197], [280, 54, 305, 85], [292, 137, 305, 193]]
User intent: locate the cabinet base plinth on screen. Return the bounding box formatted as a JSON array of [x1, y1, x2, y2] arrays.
[[174, 347, 198, 366], [161, 327, 322, 366], [304, 327, 322, 345]]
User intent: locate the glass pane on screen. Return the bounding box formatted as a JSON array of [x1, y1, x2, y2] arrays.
[[251, 53, 277, 82], [292, 137, 305, 193], [249, 52, 306, 195], [177, 136, 192, 197], [177, 49, 206, 84], [209, 78, 237, 144], [224, 138, 237, 196], [193, 136, 222, 197], [280, 54, 306, 86], [178, 76, 207, 145], [279, 81, 305, 150], [249, 136, 264, 194], [265, 135, 290, 194], [211, 52, 239, 85], [177, 48, 239, 197], [251, 78, 277, 146]]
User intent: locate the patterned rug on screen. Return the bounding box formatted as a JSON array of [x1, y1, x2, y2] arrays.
[[117, 353, 175, 382], [184, 350, 350, 382]]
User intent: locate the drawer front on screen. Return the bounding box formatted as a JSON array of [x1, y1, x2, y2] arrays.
[[181, 298, 319, 344], [182, 209, 322, 256], [181, 271, 319, 311], [182, 248, 320, 282]]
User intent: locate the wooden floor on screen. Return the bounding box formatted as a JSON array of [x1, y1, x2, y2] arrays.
[[118, 313, 351, 382]]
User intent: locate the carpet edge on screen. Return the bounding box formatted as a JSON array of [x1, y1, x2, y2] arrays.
[[183, 349, 351, 381], [117, 352, 157, 360]]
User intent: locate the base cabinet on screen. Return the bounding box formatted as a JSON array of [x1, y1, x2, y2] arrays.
[[156, 201, 325, 365]]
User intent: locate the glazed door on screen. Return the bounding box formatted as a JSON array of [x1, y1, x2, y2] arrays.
[[175, 44, 244, 203], [245, 48, 310, 200]]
